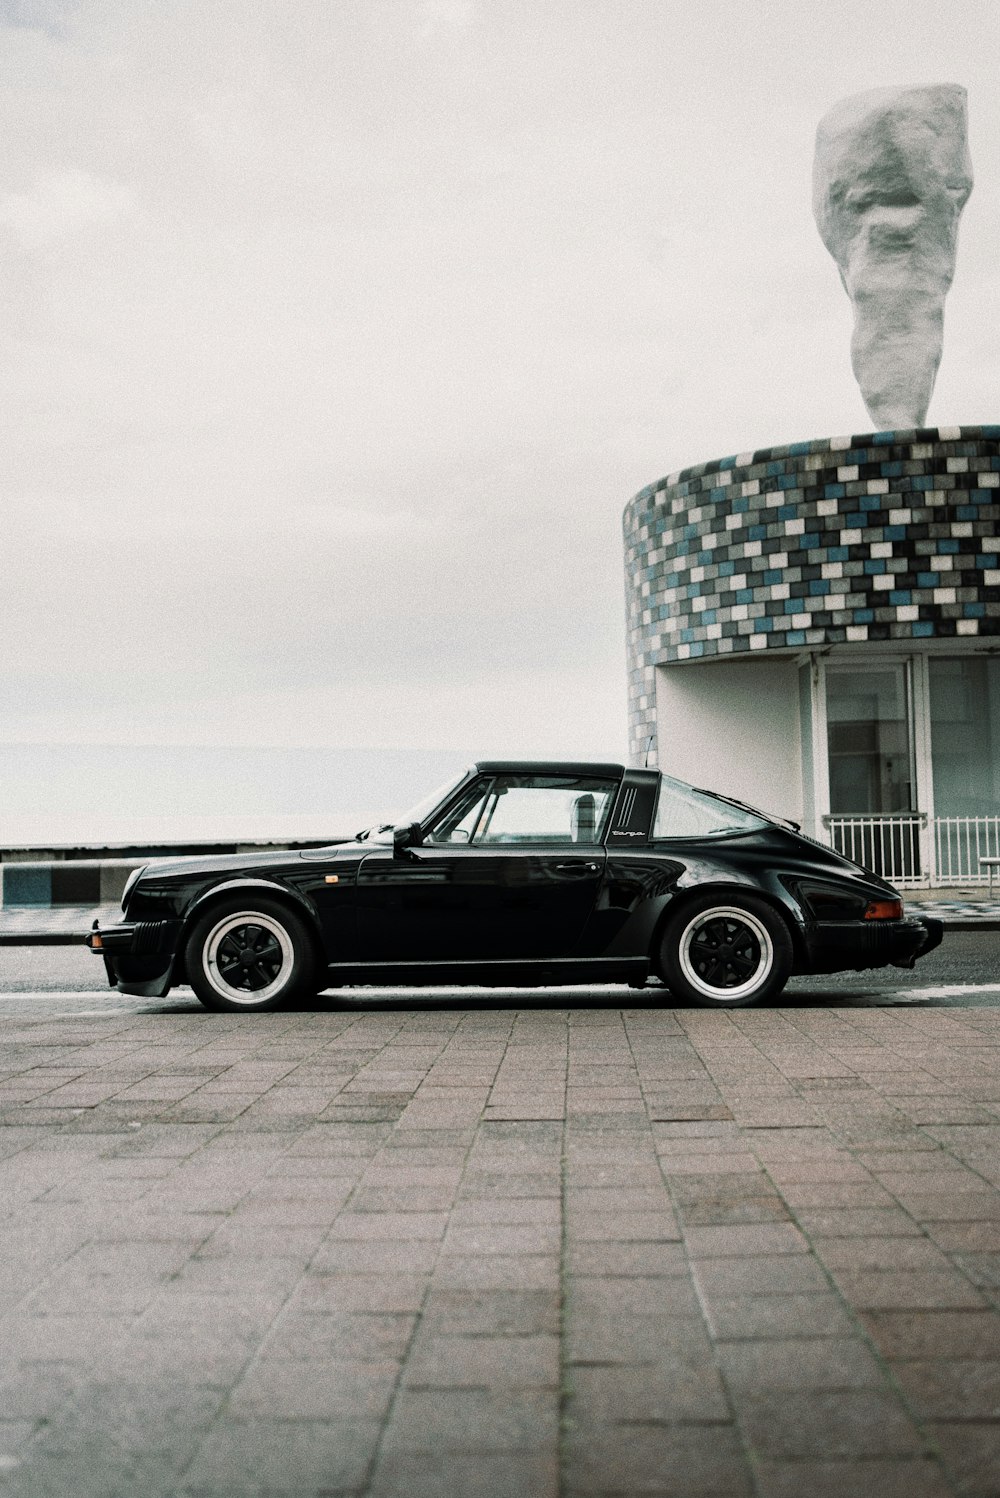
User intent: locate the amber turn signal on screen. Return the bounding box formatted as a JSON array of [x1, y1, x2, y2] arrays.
[[324, 875, 340, 885], [864, 899, 903, 920], [91, 932, 103, 949]]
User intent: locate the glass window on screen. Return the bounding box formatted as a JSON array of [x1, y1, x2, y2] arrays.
[[652, 776, 767, 838], [826, 666, 913, 814], [929, 657, 1000, 816], [425, 781, 492, 845], [442, 775, 618, 846]]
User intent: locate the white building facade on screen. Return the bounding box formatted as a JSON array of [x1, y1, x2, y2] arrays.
[[624, 426, 1000, 887]]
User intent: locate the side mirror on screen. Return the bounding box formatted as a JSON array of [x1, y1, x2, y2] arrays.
[[392, 822, 421, 856]]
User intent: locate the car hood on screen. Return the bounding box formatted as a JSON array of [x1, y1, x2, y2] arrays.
[[139, 842, 357, 882]]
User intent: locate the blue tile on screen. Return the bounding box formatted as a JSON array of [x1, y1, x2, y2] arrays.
[[823, 483, 846, 499], [786, 630, 806, 645], [912, 620, 935, 636], [965, 602, 986, 618], [889, 591, 912, 605], [863, 559, 886, 575]]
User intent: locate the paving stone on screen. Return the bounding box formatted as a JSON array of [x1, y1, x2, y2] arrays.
[[752, 1456, 955, 1498], [3, 1001, 1000, 1495], [562, 1420, 752, 1496]]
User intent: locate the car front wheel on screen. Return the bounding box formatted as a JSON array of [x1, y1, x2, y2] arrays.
[[658, 895, 793, 1008], [184, 898, 317, 1012]]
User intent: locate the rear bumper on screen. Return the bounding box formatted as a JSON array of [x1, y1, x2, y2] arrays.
[[85, 919, 180, 998], [803, 914, 944, 974]]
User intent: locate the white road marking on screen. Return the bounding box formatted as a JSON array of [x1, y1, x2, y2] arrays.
[[890, 982, 1000, 999]]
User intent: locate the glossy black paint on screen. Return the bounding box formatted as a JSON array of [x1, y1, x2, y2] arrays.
[[86, 760, 943, 1000]]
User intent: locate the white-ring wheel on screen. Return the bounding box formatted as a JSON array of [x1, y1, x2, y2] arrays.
[[678, 905, 775, 1003], [203, 911, 294, 1005]]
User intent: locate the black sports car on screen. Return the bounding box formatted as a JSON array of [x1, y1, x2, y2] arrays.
[[86, 761, 942, 1011]]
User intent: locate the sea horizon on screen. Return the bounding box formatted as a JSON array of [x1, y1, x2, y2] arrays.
[[0, 742, 473, 850]]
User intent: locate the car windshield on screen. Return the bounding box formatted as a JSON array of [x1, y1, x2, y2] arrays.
[[361, 767, 475, 844], [653, 775, 770, 839]]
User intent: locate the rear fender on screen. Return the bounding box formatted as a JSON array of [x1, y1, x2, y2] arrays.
[[647, 882, 808, 975]]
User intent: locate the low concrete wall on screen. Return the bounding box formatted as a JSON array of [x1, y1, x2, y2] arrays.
[[0, 858, 144, 909]]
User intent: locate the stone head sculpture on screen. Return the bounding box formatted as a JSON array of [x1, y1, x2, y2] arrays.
[[813, 84, 973, 431]]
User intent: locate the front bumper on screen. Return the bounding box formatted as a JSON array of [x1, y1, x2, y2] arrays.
[[85, 919, 181, 998], [803, 914, 944, 974]]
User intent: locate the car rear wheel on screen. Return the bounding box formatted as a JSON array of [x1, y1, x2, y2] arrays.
[[658, 895, 793, 1008], [184, 897, 317, 1012]]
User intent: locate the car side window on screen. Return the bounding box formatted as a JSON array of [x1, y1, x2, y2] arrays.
[[425, 781, 493, 844], [471, 776, 617, 846], [653, 776, 767, 838]]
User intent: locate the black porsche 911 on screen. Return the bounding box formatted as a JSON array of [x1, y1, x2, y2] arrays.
[[86, 760, 942, 1011]]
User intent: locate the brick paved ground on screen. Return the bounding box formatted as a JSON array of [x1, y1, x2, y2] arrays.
[[0, 997, 998, 1497]]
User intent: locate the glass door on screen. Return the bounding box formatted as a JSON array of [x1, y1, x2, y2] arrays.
[[825, 663, 920, 879]]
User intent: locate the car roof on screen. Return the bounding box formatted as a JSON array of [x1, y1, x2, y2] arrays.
[[473, 760, 627, 778]]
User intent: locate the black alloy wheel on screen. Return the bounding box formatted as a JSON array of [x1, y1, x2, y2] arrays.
[[184, 895, 318, 1012], [659, 893, 793, 1008]]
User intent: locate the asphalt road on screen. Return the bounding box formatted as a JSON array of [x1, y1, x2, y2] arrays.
[[0, 929, 997, 1011]]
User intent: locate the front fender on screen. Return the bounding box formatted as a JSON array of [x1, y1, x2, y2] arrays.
[[171, 877, 322, 986]]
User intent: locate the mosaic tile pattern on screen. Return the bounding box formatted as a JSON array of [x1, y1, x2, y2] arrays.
[[624, 426, 1000, 764]]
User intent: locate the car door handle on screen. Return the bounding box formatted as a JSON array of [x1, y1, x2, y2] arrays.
[[556, 861, 600, 871]]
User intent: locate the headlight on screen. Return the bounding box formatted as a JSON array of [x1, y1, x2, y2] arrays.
[[121, 865, 147, 911]]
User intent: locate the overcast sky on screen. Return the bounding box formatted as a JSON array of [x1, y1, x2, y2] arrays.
[[4, 0, 1000, 763]]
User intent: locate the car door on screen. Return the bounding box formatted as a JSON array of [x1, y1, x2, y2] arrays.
[[355, 772, 616, 962]]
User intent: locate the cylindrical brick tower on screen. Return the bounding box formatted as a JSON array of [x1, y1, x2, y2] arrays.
[[624, 426, 1000, 886]]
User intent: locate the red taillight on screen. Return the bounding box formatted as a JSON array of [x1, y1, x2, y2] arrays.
[[864, 899, 903, 920]]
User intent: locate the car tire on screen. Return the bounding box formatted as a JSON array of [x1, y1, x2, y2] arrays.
[[658, 894, 793, 1008], [184, 896, 318, 1013]]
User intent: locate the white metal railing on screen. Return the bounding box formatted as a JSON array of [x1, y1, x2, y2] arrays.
[[934, 817, 1000, 885], [821, 813, 1000, 887], [822, 814, 927, 887]]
